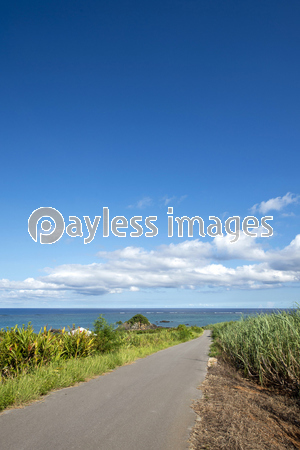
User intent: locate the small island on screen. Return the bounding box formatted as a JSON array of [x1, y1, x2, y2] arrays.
[[118, 314, 159, 330]]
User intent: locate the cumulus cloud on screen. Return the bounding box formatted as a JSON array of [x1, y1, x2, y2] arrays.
[[251, 192, 299, 214], [0, 278, 58, 291], [1, 233, 300, 300], [266, 234, 300, 271], [212, 232, 267, 261]]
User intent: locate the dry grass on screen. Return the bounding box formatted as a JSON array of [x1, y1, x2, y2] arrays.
[[189, 358, 300, 450]]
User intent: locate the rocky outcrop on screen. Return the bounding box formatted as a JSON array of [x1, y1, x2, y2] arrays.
[[120, 321, 158, 330]]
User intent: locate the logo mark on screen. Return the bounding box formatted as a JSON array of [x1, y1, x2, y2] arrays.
[[28, 207, 65, 244]]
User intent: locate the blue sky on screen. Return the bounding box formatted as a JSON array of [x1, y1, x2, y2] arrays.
[[1, 0, 300, 308]]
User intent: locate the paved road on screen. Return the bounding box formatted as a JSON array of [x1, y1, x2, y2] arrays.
[[0, 330, 211, 450]]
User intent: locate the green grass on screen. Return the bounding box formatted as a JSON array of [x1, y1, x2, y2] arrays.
[[0, 327, 203, 412], [208, 309, 300, 393]]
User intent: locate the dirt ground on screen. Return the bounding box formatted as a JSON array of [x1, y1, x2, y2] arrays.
[[189, 358, 300, 450]]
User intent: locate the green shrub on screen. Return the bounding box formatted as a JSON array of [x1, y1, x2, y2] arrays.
[[0, 324, 65, 377], [176, 324, 192, 341], [134, 328, 161, 334], [93, 315, 123, 353], [0, 323, 96, 379], [61, 329, 95, 359], [126, 314, 150, 326], [191, 325, 203, 333]]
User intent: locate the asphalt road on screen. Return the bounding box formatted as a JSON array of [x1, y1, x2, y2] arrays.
[[0, 330, 211, 450]]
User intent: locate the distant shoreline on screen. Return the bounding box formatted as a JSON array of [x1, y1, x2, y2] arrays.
[[0, 307, 291, 333]]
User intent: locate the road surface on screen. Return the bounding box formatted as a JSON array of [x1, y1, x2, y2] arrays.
[[0, 330, 211, 450]]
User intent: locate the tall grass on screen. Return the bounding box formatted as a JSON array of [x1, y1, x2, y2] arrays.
[[212, 308, 300, 392]]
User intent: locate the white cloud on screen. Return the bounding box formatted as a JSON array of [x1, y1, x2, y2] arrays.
[[266, 234, 300, 271], [281, 212, 295, 218], [128, 197, 152, 209], [212, 232, 266, 261], [128, 194, 187, 209], [162, 195, 176, 206], [1, 234, 300, 300], [161, 195, 187, 206], [251, 192, 299, 214], [130, 286, 139, 291]]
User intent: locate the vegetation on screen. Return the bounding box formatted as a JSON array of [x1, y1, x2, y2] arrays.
[[0, 323, 95, 378], [126, 314, 150, 326], [176, 324, 192, 341], [93, 315, 123, 353], [0, 316, 203, 411], [209, 308, 300, 394]]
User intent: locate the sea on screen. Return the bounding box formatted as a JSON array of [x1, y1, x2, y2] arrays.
[[0, 308, 287, 333]]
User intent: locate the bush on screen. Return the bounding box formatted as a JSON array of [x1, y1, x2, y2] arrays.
[[191, 325, 203, 333], [0, 324, 65, 378], [134, 328, 161, 334], [126, 314, 150, 326], [61, 329, 95, 359], [0, 323, 97, 378], [93, 315, 123, 353], [176, 324, 192, 341]]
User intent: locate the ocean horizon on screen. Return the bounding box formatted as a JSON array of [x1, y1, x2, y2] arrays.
[[0, 307, 289, 333]]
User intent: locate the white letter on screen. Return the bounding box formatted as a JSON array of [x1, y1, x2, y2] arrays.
[[261, 216, 273, 237], [167, 207, 173, 237], [66, 216, 83, 237], [111, 216, 128, 237], [103, 207, 109, 237], [207, 216, 223, 237], [225, 216, 240, 243], [84, 216, 101, 244], [242, 216, 259, 237], [145, 216, 158, 237], [130, 216, 143, 237]]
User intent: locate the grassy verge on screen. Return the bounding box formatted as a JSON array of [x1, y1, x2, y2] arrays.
[[0, 327, 203, 412], [204, 308, 300, 394]]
